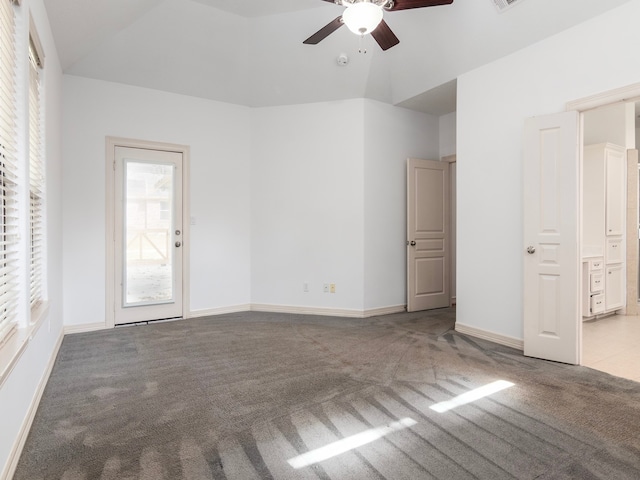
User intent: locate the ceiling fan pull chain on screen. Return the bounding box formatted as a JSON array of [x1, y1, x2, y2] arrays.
[[358, 34, 367, 54]]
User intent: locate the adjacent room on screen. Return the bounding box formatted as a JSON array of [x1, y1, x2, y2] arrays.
[[2, 0, 640, 478]]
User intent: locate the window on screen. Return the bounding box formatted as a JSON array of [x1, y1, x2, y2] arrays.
[[28, 24, 45, 315], [0, 0, 20, 344]]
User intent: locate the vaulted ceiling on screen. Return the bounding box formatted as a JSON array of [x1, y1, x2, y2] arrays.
[[43, 0, 632, 114]]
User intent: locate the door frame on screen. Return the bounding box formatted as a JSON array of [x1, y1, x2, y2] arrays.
[[442, 154, 457, 305], [105, 137, 191, 328], [566, 83, 640, 363]]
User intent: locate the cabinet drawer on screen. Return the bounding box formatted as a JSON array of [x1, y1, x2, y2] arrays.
[[591, 294, 605, 314], [606, 238, 623, 264], [589, 258, 604, 272], [590, 273, 604, 293]]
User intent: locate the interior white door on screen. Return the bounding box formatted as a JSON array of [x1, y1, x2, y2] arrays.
[[114, 146, 183, 325], [523, 111, 580, 364], [407, 158, 450, 312]]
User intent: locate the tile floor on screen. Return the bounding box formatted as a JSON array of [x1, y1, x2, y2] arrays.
[[582, 314, 640, 382]]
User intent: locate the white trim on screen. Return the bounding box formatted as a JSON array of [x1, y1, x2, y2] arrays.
[[250, 304, 407, 318], [193, 304, 406, 319], [1, 330, 63, 480], [566, 82, 640, 113], [105, 137, 191, 329], [188, 304, 252, 318], [251, 304, 366, 318], [455, 322, 524, 351], [63, 322, 108, 335], [362, 305, 406, 317], [61, 304, 431, 334]]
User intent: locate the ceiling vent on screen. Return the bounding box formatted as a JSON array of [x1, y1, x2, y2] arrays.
[[492, 0, 526, 13]]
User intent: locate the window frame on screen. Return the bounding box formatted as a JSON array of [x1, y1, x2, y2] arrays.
[[28, 19, 46, 319]]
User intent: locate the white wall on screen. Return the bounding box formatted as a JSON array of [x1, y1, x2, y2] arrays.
[[63, 80, 441, 323], [0, 0, 64, 476], [363, 100, 439, 311], [62, 76, 252, 326], [439, 112, 457, 159], [457, 0, 640, 340], [251, 100, 366, 312], [250, 99, 437, 314]]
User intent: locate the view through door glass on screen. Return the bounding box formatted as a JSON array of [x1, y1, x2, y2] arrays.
[[124, 161, 174, 306]]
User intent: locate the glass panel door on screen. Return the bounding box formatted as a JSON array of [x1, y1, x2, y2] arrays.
[[114, 146, 183, 324]]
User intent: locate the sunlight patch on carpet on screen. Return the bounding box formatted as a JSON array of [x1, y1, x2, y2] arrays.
[[288, 417, 417, 469], [430, 380, 515, 413]]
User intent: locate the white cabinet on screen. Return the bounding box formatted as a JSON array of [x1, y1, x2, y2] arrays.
[[606, 237, 624, 264], [605, 264, 624, 311], [582, 143, 626, 317], [590, 272, 604, 292], [605, 147, 625, 236], [583, 256, 605, 316], [591, 293, 605, 315]]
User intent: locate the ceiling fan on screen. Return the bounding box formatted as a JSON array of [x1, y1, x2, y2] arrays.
[[303, 0, 454, 51]]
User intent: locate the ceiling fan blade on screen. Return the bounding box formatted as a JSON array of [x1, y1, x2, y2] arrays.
[[389, 0, 454, 11], [371, 19, 399, 51], [303, 16, 344, 45]]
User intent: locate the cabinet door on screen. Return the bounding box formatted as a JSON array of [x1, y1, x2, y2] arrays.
[[605, 148, 625, 236], [605, 264, 624, 311], [606, 237, 624, 264]]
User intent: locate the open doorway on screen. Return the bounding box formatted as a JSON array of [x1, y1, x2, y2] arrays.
[[581, 101, 640, 381]]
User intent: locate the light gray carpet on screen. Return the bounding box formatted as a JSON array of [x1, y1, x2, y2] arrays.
[[14, 309, 640, 479]]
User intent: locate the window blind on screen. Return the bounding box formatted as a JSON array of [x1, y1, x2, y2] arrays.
[[29, 36, 44, 313], [0, 0, 20, 343]]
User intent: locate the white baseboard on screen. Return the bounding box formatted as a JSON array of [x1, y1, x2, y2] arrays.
[[363, 305, 406, 317], [455, 322, 524, 350], [188, 304, 251, 318], [250, 303, 366, 318], [61, 304, 406, 331], [64, 322, 107, 335], [250, 304, 407, 318], [2, 330, 64, 480]]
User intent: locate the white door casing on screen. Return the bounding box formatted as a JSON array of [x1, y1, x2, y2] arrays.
[[106, 138, 190, 327], [523, 112, 580, 364], [407, 158, 450, 312]]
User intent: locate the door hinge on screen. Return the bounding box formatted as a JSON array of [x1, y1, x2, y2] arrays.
[[113, 161, 116, 171]]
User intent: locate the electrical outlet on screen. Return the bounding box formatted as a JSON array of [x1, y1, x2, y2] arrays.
[[303, 282, 309, 293], [323, 284, 329, 293], [330, 283, 336, 294]]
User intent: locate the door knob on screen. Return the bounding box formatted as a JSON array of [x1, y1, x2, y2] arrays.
[[175, 241, 182, 248], [410, 241, 416, 246], [526, 246, 536, 254]]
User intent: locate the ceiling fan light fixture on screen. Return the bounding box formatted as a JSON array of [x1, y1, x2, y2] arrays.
[[342, 2, 383, 36]]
